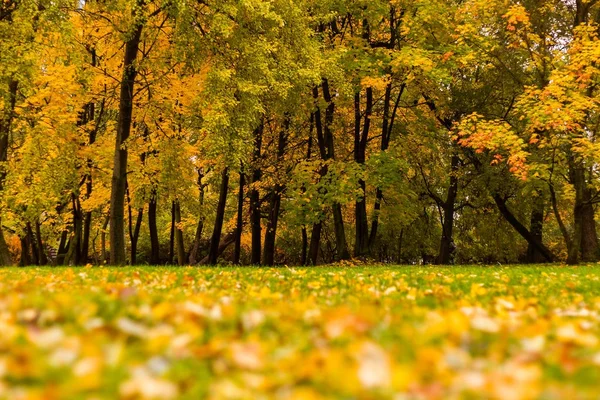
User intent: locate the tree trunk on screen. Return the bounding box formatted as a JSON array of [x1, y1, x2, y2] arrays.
[[108, 20, 143, 265], [308, 222, 322, 265], [208, 167, 229, 265], [169, 201, 175, 264], [301, 226, 308, 265], [19, 236, 31, 267], [369, 83, 403, 248], [526, 192, 545, 263], [0, 79, 19, 266], [250, 123, 263, 265], [354, 89, 371, 257], [26, 223, 39, 265], [189, 170, 206, 264], [148, 190, 160, 264], [580, 186, 598, 262], [263, 121, 288, 266], [493, 194, 555, 262], [173, 201, 185, 265], [436, 154, 459, 265], [129, 208, 143, 265], [321, 80, 349, 260], [233, 169, 245, 264], [100, 216, 109, 264], [35, 222, 47, 265]]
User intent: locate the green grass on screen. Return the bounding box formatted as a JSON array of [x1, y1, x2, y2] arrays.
[[0, 264, 599, 399]]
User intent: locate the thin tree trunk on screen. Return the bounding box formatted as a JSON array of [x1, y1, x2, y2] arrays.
[[100, 216, 109, 264], [35, 222, 47, 265], [129, 208, 143, 265], [173, 201, 185, 265], [526, 192, 545, 263], [108, 18, 143, 265], [233, 169, 245, 264], [169, 201, 175, 264], [189, 169, 206, 264], [148, 190, 160, 264], [0, 80, 19, 266], [436, 154, 459, 265], [321, 79, 350, 260], [263, 120, 288, 266], [301, 225, 308, 265], [580, 186, 598, 261], [250, 123, 263, 265], [369, 83, 403, 248], [354, 89, 371, 257], [208, 167, 229, 265]]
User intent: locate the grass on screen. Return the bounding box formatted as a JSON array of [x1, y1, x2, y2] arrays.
[[0, 264, 599, 399]]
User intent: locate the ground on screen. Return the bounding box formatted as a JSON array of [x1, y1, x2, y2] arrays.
[[0, 265, 599, 399]]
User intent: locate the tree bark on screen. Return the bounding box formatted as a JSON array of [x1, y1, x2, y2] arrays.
[[250, 123, 263, 264], [169, 200, 175, 264], [35, 222, 47, 265], [208, 167, 229, 265], [436, 154, 459, 265], [233, 169, 245, 264], [308, 222, 322, 265], [263, 120, 288, 266], [354, 89, 371, 257], [526, 192, 545, 263], [174, 200, 185, 265], [189, 169, 206, 264], [0, 79, 19, 266], [369, 83, 403, 247], [108, 18, 143, 265], [148, 189, 160, 264], [493, 193, 555, 262]]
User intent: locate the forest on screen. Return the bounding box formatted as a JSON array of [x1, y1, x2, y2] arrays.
[[2, 0, 600, 266]]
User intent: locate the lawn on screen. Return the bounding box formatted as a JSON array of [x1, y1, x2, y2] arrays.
[[1, 265, 599, 399]]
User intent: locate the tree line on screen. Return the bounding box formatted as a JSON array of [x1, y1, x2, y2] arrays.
[[1, 0, 600, 266]]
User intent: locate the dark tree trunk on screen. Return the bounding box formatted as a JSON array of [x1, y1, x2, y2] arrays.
[[568, 159, 585, 265], [109, 20, 143, 265], [436, 154, 459, 265], [308, 222, 322, 265], [129, 208, 143, 265], [526, 192, 545, 263], [301, 226, 308, 265], [26, 223, 39, 265], [19, 236, 31, 267], [233, 169, 245, 264], [80, 55, 100, 265], [580, 185, 598, 262], [100, 216, 109, 264], [174, 201, 185, 265], [148, 190, 160, 264], [354, 89, 372, 257], [493, 194, 555, 262], [369, 83, 403, 248], [321, 79, 350, 260], [169, 201, 175, 264], [0, 80, 19, 266], [199, 232, 236, 264], [126, 180, 144, 265], [65, 195, 83, 266], [250, 123, 263, 264], [208, 167, 229, 265], [35, 222, 47, 265], [56, 230, 68, 265], [263, 120, 288, 266], [189, 170, 206, 264]]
